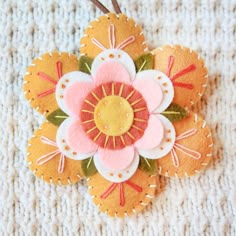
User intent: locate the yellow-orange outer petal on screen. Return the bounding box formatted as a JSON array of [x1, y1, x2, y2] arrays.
[[80, 13, 148, 60], [27, 121, 84, 185], [157, 113, 213, 177], [87, 169, 157, 217], [152, 45, 208, 110], [24, 52, 79, 115]]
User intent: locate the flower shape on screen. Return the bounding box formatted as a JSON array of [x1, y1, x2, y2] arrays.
[[24, 11, 213, 217], [55, 49, 175, 183]]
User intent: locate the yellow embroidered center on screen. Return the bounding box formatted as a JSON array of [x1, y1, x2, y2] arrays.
[[94, 96, 134, 136], [80, 82, 149, 150]]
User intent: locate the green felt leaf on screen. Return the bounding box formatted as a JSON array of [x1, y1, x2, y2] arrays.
[[47, 109, 68, 126], [134, 53, 154, 72], [161, 103, 188, 122], [81, 157, 97, 177], [79, 56, 94, 74], [138, 156, 157, 175]]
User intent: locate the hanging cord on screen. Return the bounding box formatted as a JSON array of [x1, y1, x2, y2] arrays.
[[89, 0, 110, 14], [89, 0, 122, 14], [111, 0, 122, 14]]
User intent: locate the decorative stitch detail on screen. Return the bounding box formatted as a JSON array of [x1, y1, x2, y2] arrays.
[[36, 136, 66, 174], [170, 128, 201, 168]]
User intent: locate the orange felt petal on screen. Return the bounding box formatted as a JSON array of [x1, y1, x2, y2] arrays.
[[152, 45, 208, 109], [157, 113, 213, 177], [87, 169, 157, 217], [24, 52, 79, 115], [80, 13, 148, 60], [27, 121, 84, 185]]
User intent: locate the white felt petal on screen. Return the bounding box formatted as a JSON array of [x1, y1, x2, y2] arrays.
[[91, 49, 136, 80], [55, 71, 93, 116], [56, 118, 95, 160], [137, 115, 176, 159], [135, 70, 174, 113], [94, 151, 140, 183]]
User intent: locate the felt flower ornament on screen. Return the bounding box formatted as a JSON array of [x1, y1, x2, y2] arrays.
[[55, 49, 175, 183], [24, 1, 213, 218]]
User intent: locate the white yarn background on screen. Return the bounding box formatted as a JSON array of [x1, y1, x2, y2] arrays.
[[0, 0, 235, 235]]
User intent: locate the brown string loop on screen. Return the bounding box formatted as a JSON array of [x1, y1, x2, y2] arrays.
[[111, 0, 122, 14], [89, 0, 110, 14], [89, 0, 122, 14]]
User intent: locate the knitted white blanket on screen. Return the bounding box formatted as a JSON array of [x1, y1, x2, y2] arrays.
[[0, 0, 235, 235]]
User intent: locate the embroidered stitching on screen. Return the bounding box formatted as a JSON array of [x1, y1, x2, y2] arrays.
[[91, 24, 136, 51], [170, 128, 201, 168], [36, 136, 66, 174]]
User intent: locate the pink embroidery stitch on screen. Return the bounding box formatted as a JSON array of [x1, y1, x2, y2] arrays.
[[91, 24, 136, 51], [91, 38, 107, 51], [109, 24, 116, 49], [100, 180, 143, 206], [116, 36, 135, 50], [37, 88, 56, 98], [172, 82, 194, 90], [166, 55, 195, 90], [37, 72, 58, 85], [100, 183, 117, 199], [170, 64, 196, 81], [56, 61, 63, 79], [170, 149, 179, 167], [125, 180, 143, 192], [119, 183, 125, 206], [170, 128, 201, 168], [37, 61, 63, 98], [166, 55, 174, 77], [36, 136, 66, 174]]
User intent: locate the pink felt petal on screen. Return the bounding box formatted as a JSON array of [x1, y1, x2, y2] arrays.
[[98, 146, 135, 171], [133, 74, 163, 112], [66, 119, 98, 154], [135, 115, 164, 150], [64, 82, 95, 117], [94, 61, 131, 86]]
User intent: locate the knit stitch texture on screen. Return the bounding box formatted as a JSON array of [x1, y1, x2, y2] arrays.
[[0, 0, 235, 235]]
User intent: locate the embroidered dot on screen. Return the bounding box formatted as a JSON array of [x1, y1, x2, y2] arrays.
[[62, 139, 65, 143], [61, 84, 66, 89], [109, 173, 114, 176], [164, 90, 168, 94], [118, 173, 122, 178], [60, 95, 64, 99], [72, 152, 77, 155], [65, 79, 69, 83], [160, 147, 164, 150], [65, 145, 70, 150], [109, 54, 115, 58], [157, 76, 162, 80], [101, 57, 105, 61], [163, 82, 168, 86], [166, 138, 171, 142]]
